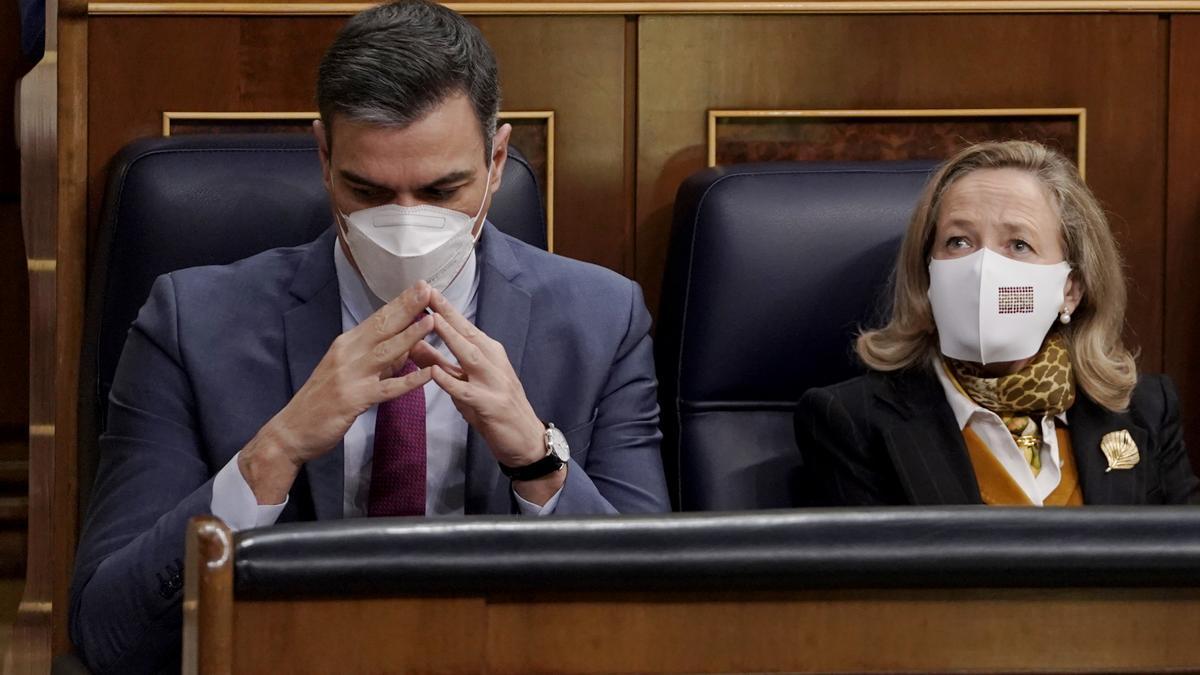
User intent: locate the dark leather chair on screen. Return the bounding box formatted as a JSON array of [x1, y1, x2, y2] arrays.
[[656, 161, 938, 511], [77, 133, 547, 517]]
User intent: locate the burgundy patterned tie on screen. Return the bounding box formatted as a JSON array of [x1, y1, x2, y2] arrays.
[[367, 359, 426, 516]]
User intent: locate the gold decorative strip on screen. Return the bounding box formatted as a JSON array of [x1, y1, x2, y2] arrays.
[[88, 0, 1200, 15], [162, 111, 318, 136], [18, 601, 53, 614], [29, 425, 55, 437], [161, 110, 556, 251], [707, 107, 1087, 179], [26, 258, 56, 272]]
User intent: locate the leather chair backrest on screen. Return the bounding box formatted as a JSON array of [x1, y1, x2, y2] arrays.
[[656, 161, 937, 511], [79, 133, 547, 513]]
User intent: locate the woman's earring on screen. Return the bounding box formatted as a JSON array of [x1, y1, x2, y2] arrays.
[[1059, 309, 1072, 325]]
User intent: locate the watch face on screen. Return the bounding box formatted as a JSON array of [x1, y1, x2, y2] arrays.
[[547, 426, 571, 462]]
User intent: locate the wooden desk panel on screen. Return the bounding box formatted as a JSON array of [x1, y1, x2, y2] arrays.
[[486, 589, 1200, 673], [211, 589, 1200, 673], [234, 597, 489, 673]]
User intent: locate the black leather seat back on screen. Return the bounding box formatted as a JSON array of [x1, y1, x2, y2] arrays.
[[80, 133, 546, 513], [657, 161, 937, 511]]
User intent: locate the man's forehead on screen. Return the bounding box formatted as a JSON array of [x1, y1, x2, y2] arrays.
[[329, 113, 486, 185], [329, 93, 484, 152]]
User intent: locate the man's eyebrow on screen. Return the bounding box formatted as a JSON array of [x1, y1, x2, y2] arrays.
[[338, 170, 388, 191], [338, 168, 476, 192], [420, 169, 475, 190]]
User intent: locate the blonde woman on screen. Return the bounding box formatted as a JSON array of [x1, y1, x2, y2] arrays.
[[794, 140, 1198, 506]]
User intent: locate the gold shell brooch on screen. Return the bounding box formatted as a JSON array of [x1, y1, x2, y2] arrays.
[[1100, 430, 1140, 472]]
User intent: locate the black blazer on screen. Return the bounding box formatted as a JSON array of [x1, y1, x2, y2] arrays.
[[794, 367, 1200, 506]]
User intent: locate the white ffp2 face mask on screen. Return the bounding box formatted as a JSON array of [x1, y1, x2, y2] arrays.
[[338, 162, 493, 300], [927, 248, 1072, 365]]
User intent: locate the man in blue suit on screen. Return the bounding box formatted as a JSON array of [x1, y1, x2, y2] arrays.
[[69, 1, 670, 671]]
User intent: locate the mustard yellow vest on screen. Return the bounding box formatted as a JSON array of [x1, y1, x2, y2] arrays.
[[962, 427, 1083, 506]]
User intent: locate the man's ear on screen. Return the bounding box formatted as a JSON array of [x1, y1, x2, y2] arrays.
[[488, 122, 513, 194], [314, 119, 333, 193]]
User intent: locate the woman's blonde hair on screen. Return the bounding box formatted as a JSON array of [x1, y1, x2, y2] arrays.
[[856, 140, 1138, 411]]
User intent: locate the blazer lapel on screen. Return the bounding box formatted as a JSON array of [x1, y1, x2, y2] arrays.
[[282, 229, 346, 520], [877, 369, 983, 505], [465, 224, 532, 515], [1068, 394, 1152, 505]]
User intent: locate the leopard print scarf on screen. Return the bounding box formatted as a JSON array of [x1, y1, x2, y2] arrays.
[[945, 334, 1075, 475]]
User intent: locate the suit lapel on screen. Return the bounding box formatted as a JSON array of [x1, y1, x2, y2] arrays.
[[282, 229, 346, 520], [1068, 394, 1152, 505], [877, 369, 983, 505], [465, 224, 533, 515]]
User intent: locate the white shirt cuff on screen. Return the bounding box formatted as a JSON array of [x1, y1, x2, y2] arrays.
[[513, 480, 565, 516], [211, 452, 288, 531]]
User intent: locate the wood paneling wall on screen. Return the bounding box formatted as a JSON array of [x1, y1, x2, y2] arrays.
[[1166, 16, 1200, 474]]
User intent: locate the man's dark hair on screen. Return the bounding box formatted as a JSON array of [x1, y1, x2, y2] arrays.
[[316, 0, 501, 160]]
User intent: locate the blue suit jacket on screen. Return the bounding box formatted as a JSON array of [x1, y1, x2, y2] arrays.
[[70, 224, 670, 673]]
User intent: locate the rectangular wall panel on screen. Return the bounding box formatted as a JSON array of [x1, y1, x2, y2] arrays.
[[1166, 15, 1200, 470]]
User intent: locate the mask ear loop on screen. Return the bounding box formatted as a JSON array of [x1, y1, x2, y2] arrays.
[[440, 160, 496, 292], [469, 160, 495, 236]]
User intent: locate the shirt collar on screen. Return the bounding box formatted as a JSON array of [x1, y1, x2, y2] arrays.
[[332, 233, 479, 326], [933, 359, 1069, 430]]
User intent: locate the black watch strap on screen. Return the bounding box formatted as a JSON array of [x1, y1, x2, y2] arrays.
[[499, 452, 565, 481]]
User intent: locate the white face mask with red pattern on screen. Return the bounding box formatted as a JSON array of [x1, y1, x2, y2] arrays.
[[927, 248, 1072, 365]]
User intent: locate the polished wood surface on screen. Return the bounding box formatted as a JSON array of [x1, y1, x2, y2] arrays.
[[182, 517, 233, 675], [202, 587, 1200, 672], [1166, 16, 1200, 469], [488, 589, 1200, 673], [234, 598, 488, 672], [12, 20, 58, 675], [53, 12, 87, 660]]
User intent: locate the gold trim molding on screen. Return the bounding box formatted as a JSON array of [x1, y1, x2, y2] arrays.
[[707, 107, 1087, 179], [89, 0, 1200, 14], [29, 425, 55, 437], [17, 601, 53, 614], [162, 111, 319, 135], [161, 111, 557, 251]]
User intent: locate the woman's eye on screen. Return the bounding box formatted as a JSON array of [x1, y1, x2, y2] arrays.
[[351, 187, 381, 200], [946, 236, 969, 249], [1012, 239, 1033, 254]]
